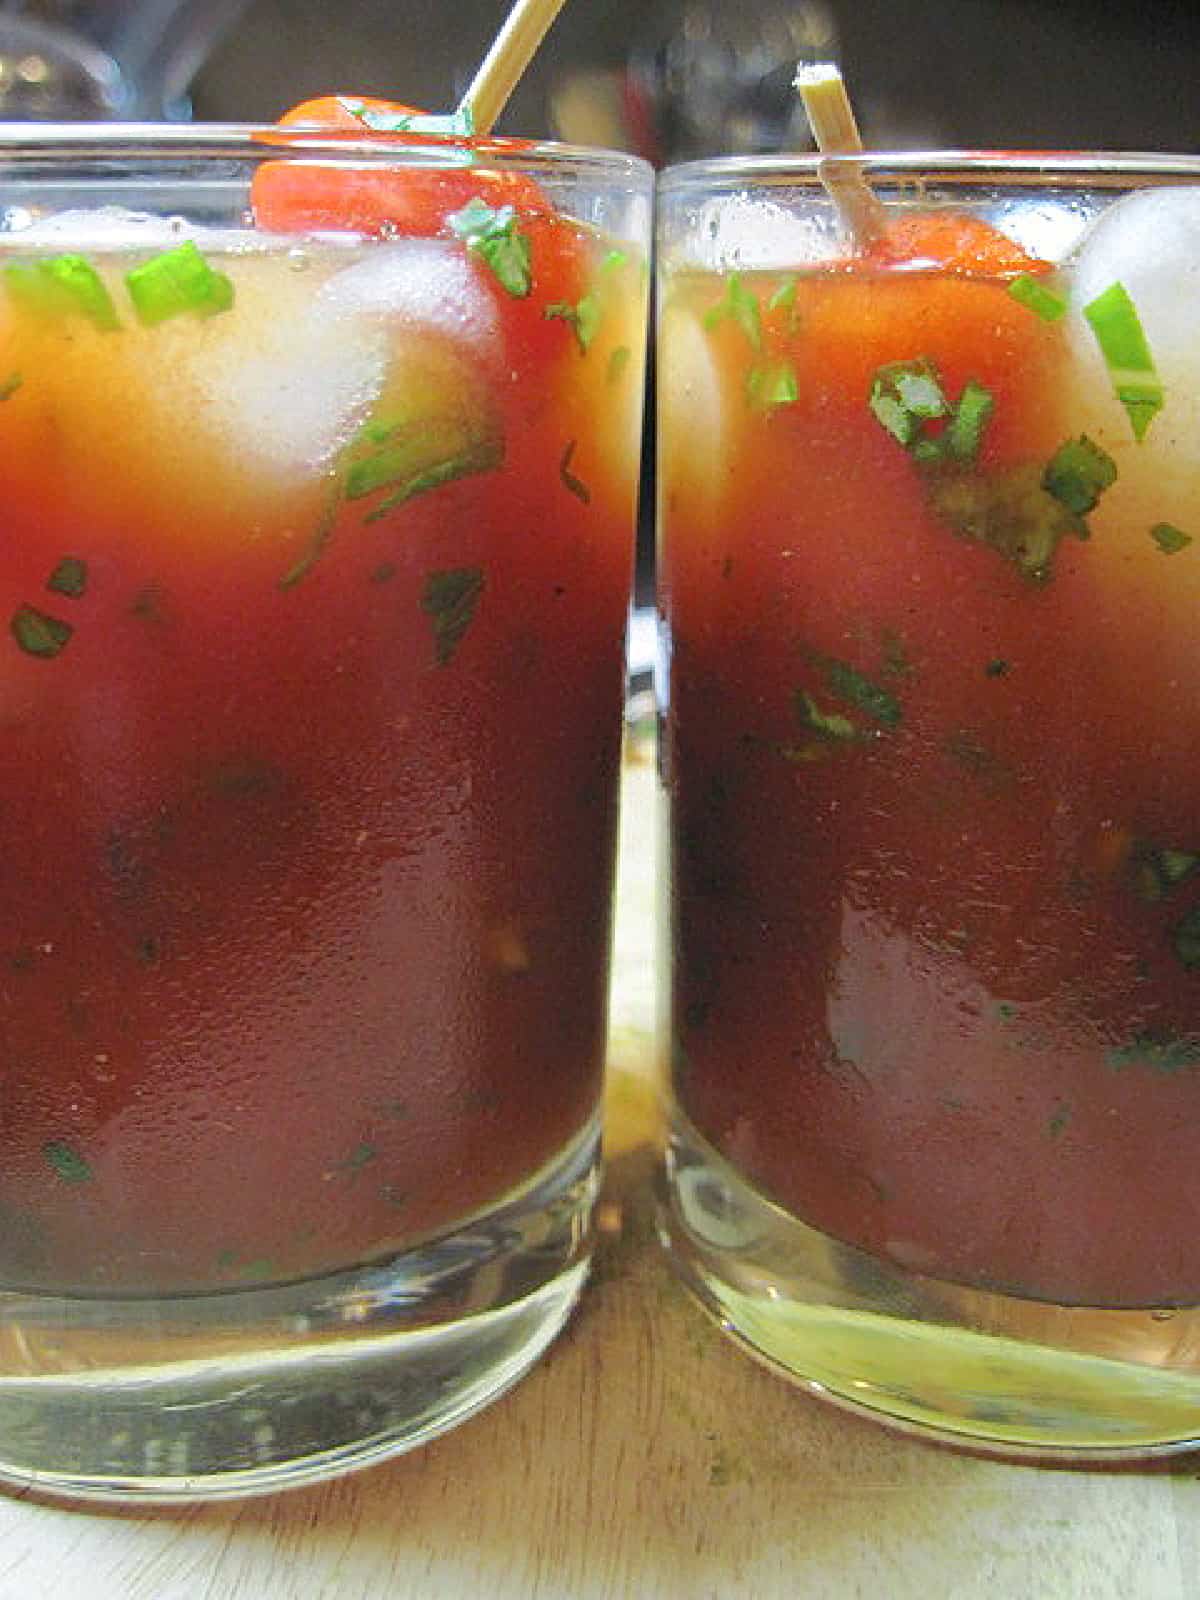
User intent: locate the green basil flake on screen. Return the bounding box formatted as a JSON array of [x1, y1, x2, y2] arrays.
[[869, 359, 948, 447], [1007, 273, 1067, 322], [823, 658, 902, 728], [1106, 1032, 1200, 1074], [422, 567, 484, 666], [44, 1139, 92, 1184], [1042, 434, 1118, 518], [11, 603, 72, 658], [559, 439, 591, 504], [366, 438, 503, 521], [1134, 842, 1200, 902], [126, 240, 234, 327], [344, 410, 504, 520], [6, 254, 120, 331], [746, 358, 799, 412], [929, 463, 1086, 582], [46, 556, 88, 599], [341, 99, 475, 137], [606, 344, 632, 384], [1083, 281, 1163, 441], [544, 290, 601, 351], [941, 379, 995, 464], [702, 273, 762, 351], [1151, 521, 1193, 555], [0, 371, 22, 400], [1172, 904, 1200, 970], [768, 276, 798, 314], [794, 691, 857, 744], [448, 198, 532, 297], [279, 477, 342, 590]]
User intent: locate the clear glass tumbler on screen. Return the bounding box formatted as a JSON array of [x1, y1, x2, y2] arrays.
[[655, 152, 1200, 1459], [0, 124, 650, 1500]]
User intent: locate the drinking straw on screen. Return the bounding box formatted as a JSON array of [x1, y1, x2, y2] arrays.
[[794, 62, 887, 247], [458, 0, 572, 136]]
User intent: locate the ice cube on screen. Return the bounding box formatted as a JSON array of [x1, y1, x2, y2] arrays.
[[677, 195, 842, 272], [986, 194, 1101, 266], [315, 239, 499, 355]]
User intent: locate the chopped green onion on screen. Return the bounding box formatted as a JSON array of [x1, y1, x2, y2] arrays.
[[1042, 434, 1117, 518], [824, 658, 902, 728], [746, 358, 799, 412], [11, 604, 72, 658], [1083, 281, 1163, 441], [340, 100, 476, 137], [447, 198, 531, 297], [544, 290, 602, 351], [344, 411, 503, 519], [1008, 274, 1067, 322], [125, 241, 234, 326], [795, 691, 857, 743], [422, 567, 484, 666], [941, 379, 995, 464], [869, 359, 948, 447], [5, 254, 120, 331], [703, 273, 762, 350], [44, 1139, 92, 1183], [46, 557, 88, 598], [1151, 521, 1192, 555]]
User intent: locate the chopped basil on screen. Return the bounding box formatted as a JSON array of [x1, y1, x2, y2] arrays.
[[126, 241, 233, 326], [0, 371, 22, 400], [985, 658, 1010, 678], [422, 567, 484, 666], [46, 557, 88, 599], [345, 411, 504, 520], [703, 273, 762, 350], [5, 254, 120, 331], [447, 198, 532, 297], [11, 603, 72, 658], [746, 359, 799, 412], [279, 478, 341, 590], [869, 359, 948, 446], [559, 439, 591, 504], [1007, 274, 1067, 322], [339, 99, 476, 137], [794, 691, 857, 745], [1133, 843, 1199, 902], [1042, 434, 1117, 518], [1082, 281, 1163, 441], [823, 658, 902, 728], [44, 1139, 92, 1184], [1172, 904, 1200, 970], [544, 290, 602, 351], [1151, 522, 1192, 555], [1106, 1032, 1200, 1073]]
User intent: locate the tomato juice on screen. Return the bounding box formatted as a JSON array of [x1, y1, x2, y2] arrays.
[[0, 142, 648, 1295], [660, 175, 1200, 1312]]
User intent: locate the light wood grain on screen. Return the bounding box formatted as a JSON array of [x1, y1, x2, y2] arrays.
[[1, 750, 1197, 1599]]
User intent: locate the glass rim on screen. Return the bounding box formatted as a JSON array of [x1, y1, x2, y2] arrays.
[[0, 121, 654, 183], [658, 149, 1200, 191]]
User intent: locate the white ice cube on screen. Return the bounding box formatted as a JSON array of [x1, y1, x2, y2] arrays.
[[316, 239, 499, 355], [675, 195, 843, 273]]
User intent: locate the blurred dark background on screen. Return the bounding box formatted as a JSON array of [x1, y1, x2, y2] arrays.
[[188, 0, 1200, 156]]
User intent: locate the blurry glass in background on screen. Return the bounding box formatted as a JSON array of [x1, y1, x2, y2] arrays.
[[0, 0, 247, 117]]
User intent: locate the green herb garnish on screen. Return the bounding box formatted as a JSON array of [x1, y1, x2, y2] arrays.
[[339, 99, 476, 138], [703, 273, 762, 350], [1132, 843, 1199, 902], [11, 604, 72, 658], [1083, 281, 1163, 441], [1047, 1103, 1071, 1139], [0, 372, 22, 400], [1172, 904, 1200, 970], [422, 567, 484, 666], [1008, 274, 1067, 322], [44, 1139, 92, 1184], [1042, 434, 1117, 518], [559, 439, 591, 504], [940, 379, 995, 464], [5, 254, 120, 331], [345, 411, 503, 520], [823, 658, 902, 728], [869, 359, 948, 446], [544, 290, 602, 351], [46, 557, 88, 599], [746, 358, 799, 412], [606, 345, 631, 384], [126, 240, 233, 326], [448, 198, 532, 297], [1106, 1032, 1200, 1074], [793, 692, 857, 746], [1151, 522, 1193, 555]]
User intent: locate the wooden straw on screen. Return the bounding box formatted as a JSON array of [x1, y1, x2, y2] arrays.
[[794, 63, 887, 248], [458, 0, 572, 136]]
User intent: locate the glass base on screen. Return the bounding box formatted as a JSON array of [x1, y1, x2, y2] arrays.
[[0, 1119, 598, 1503], [658, 1107, 1200, 1462]]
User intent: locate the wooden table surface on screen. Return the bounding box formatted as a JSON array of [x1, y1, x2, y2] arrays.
[[2, 745, 1199, 1599]]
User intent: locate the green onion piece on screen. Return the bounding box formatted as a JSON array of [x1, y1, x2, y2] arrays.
[[942, 379, 995, 464], [768, 276, 798, 314], [46, 556, 88, 598], [448, 198, 532, 297], [422, 567, 485, 666], [125, 240, 234, 327], [600, 249, 628, 274], [1083, 281, 1163, 441], [746, 358, 799, 412], [5, 254, 120, 331], [702, 273, 762, 351], [1042, 435, 1117, 517], [1008, 274, 1067, 322], [1151, 521, 1192, 555], [11, 604, 72, 658], [44, 1138, 92, 1183], [869, 359, 948, 447]]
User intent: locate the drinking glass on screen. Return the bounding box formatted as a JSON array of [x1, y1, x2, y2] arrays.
[[0, 123, 650, 1500], [655, 152, 1200, 1459]]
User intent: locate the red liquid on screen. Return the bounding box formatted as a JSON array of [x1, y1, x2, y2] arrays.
[[661, 259, 1200, 1309], [0, 223, 644, 1293]]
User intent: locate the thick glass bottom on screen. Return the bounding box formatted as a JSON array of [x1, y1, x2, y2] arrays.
[[0, 1117, 598, 1503], [658, 1106, 1200, 1462]]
